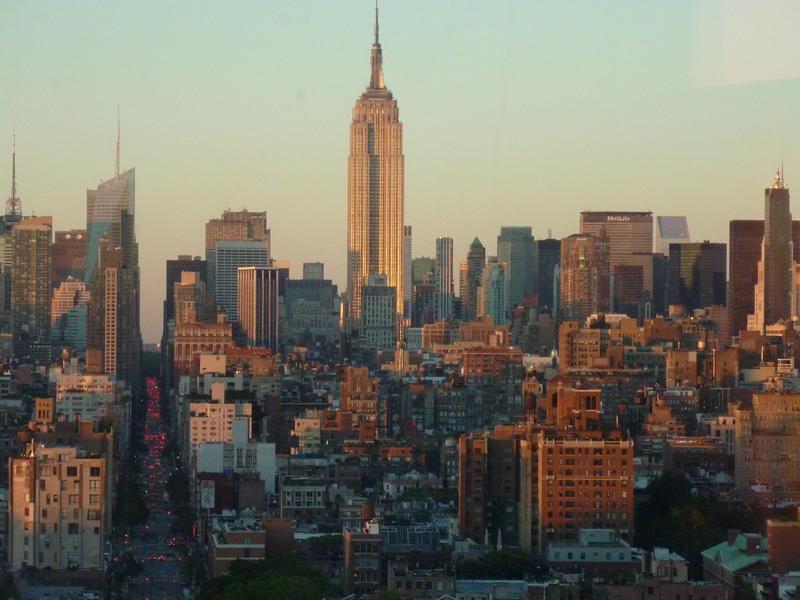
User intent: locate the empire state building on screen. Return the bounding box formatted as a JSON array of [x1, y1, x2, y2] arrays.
[[347, 5, 405, 320]]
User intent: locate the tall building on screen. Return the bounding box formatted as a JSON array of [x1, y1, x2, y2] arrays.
[[580, 211, 653, 308], [0, 135, 25, 328], [434, 237, 454, 321], [497, 226, 535, 310], [205, 209, 270, 292], [51, 276, 89, 325], [361, 274, 397, 349], [164, 255, 207, 326], [237, 266, 282, 352], [85, 167, 135, 282], [403, 225, 412, 317], [302, 262, 324, 280], [464, 238, 486, 320], [655, 216, 690, 256], [560, 233, 610, 323], [754, 171, 792, 329], [534, 237, 561, 310], [86, 240, 140, 382], [347, 6, 405, 319], [51, 230, 87, 289], [214, 240, 270, 321], [668, 241, 726, 311], [477, 257, 508, 326], [11, 217, 52, 354]]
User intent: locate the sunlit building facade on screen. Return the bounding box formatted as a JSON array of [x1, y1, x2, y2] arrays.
[[347, 7, 405, 319]]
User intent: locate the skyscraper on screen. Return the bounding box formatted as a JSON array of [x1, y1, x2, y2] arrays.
[[1, 135, 25, 326], [215, 240, 270, 321], [435, 237, 454, 321], [403, 225, 412, 317], [205, 209, 270, 292], [579, 211, 653, 307], [497, 226, 535, 310], [668, 241, 726, 311], [51, 230, 87, 289], [85, 167, 135, 282], [86, 239, 140, 382], [655, 216, 690, 256], [534, 237, 561, 310], [238, 266, 282, 352], [477, 256, 508, 325], [11, 216, 52, 349], [347, 5, 405, 319], [560, 232, 610, 323], [85, 124, 141, 385], [759, 170, 792, 326], [464, 238, 485, 321]]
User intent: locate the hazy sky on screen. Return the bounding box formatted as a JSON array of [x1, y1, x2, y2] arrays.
[[2, 1, 800, 343]]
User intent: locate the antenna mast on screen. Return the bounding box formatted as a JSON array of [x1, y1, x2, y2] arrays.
[[6, 134, 21, 219], [115, 105, 120, 177]]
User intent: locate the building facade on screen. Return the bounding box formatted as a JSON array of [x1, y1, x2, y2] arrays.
[[435, 236, 454, 321], [347, 9, 405, 319], [497, 226, 535, 310], [237, 266, 282, 352]]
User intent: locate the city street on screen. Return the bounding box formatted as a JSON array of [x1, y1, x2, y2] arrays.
[[125, 380, 186, 600]]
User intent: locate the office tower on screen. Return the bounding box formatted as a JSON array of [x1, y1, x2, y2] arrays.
[[757, 171, 792, 327], [51, 276, 89, 325], [412, 257, 435, 285], [477, 256, 508, 325], [580, 211, 653, 307], [238, 266, 282, 352], [655, 216, 690, 256], [205, 209, 270, 291], [0, 136, 25, 327], [534, 237, 561, 310], [214, 240, 269, 321], [729, 221, 765, 335], [361, 273, 397, 349], [303, 262, 324, 280], [497, 226, 535, 309], [51, 230, 87, 289], [11, 216, 52, 350], [412, 283, 436, 327], [668, 241, 726, 311], [435, 237, 454, 321], [560, 232, 610, 323], [285, 275, 339, 345], [85, 124, 141, 380], [9, 444, 108, 571], [464, 238, 486, 320], [85, 162, 135, 282], [164, 255, 207, 326], [347, 5, 405, 319], [86, 240, 140, 382], [403, 226, 412, 316]]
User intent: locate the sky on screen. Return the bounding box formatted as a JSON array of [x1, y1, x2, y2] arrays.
[[2, 1, 800, 343]]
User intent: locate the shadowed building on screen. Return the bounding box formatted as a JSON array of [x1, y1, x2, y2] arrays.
[[497, 226, 535, 310], [668, 241, 726, 311]]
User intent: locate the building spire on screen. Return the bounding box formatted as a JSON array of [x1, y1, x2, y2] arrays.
[[773, 167, 785, 189], [369, 0, 385, 90], [115, 105, 120, 178], [6, 133, 21, 219], [375, 0, 379, 45]]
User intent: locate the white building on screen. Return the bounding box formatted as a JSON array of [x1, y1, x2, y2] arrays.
[[196, 418, 276, 494]]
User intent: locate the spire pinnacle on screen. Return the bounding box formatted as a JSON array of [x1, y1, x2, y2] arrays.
[[368, 1, 385, 90], [773, 167, 785, 189], [115, 105, 120, 178]]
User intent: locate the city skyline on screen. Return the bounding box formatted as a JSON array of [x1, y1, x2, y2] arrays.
[[3, 1, 800, 341]]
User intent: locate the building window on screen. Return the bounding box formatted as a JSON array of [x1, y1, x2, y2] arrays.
[[66, 466, 77, 476]]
